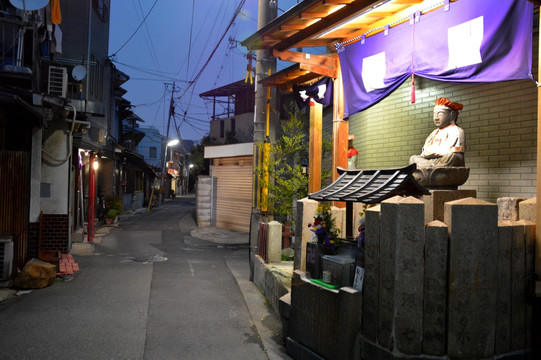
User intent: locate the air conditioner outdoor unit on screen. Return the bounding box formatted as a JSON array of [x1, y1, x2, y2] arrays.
[[48, 66, 68, 98], [0, 237, 13, 281]]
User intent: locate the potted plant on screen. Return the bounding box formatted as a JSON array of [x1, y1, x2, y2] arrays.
[[105, 209, 118, 225]]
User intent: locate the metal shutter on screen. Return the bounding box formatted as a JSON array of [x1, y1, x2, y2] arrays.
[[213, 156, 253, 232]]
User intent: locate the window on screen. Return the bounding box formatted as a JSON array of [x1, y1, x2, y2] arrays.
[[231, 118, 236, 133], [220, 120, 225, 138], [149, 147, 157, 159], [134, 170, 144, 192]]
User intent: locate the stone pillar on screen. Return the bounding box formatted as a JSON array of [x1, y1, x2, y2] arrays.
[[444, 197, 498, 359], [518, 198, 539, 280], [378, 196, 402, 349], [332, 206, 346, 239], [510, 220, 535, 352], [393, 197, 425, 355], [496, 222, 513, 355], [295, 198, 318, 271], [423, 220, 448, 356], [363, 204, 380, 343], [423, 189, 476, 224], [267, 221, 282, 263], [497, 197, 525, 221]]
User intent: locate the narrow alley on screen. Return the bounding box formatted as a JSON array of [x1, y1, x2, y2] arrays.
[[0, 196, 288, 360]]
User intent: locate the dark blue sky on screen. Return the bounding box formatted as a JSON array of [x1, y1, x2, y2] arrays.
[[108, 0, 299, 142]]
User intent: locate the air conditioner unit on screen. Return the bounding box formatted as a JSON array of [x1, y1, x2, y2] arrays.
[[48, 66, 68, 98], [0, 237, 13, 281]]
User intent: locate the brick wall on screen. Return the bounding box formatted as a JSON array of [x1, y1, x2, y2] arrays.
[[347, 22, 538, 203], [38, 214, 69, 253]]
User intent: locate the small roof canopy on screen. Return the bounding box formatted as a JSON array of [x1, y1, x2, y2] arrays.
[[309, 164, 429, 204]]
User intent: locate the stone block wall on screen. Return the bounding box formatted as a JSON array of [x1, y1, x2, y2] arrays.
[[196, 176, 212, 228], [361, 196, 534, 359], [288, 270, 362, 360]]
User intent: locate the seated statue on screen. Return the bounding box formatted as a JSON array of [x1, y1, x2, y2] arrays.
[[409, 97, 469, 188]]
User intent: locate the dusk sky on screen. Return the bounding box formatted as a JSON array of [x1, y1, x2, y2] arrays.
[[108, 0, 300, 142]]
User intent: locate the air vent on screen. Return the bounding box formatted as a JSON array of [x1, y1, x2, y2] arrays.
[[0, 237, 13, 281], [48, 66, 68, 98]]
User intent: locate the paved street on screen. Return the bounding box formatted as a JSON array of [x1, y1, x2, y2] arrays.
[[0, 196, 288, 360]]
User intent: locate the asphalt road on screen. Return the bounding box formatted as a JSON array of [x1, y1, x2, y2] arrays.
[[0, 196, 287, 360]]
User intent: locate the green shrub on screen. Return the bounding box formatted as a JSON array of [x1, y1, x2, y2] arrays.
[[105, 195, 123, 214], [106, 209, 119, 219]]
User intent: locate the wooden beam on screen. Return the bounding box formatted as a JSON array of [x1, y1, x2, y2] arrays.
[[273, 49, 336, 68], [276, 0, 381, 51], [300, 63, 337, 78], [280, 24, 306, 31], [300, 12, 326, 19], [323, 0, 354, 4]]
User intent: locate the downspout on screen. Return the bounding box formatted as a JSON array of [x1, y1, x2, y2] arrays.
[[85, 0, 92, 113]]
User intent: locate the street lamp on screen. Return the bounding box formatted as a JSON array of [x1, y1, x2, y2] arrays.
[[159, 139, 179, 203], [186, 163, 194, 194]]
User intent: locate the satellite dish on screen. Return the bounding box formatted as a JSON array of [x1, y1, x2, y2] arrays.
[[72, 65, 87, 81], [9, 0, 49, 11]]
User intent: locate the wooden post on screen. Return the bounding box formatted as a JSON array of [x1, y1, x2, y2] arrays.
[[535, 11, 541, 277], [309, 102, 322, 193], [88, 154, 96, 242], [332, 60, 347, 208]]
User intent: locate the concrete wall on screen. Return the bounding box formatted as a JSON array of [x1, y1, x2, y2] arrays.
[[210, 112, 254, 143], [41, 128, 70, 214], [253, 255, 289, 314]]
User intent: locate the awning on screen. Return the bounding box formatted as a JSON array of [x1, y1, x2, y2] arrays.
[[309, 164, 429, 204], [121, 149, 158, 176]]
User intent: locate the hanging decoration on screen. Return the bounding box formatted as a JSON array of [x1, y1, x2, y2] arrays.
[[245, 51, 255, 84], [292, 77, 333, 109], [338, 0, 533, 117]]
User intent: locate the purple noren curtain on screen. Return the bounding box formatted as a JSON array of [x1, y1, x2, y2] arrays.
[[338, 0, 533, 117]]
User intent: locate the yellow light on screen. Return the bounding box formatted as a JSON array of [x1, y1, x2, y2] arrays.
[[93, 159, 99, 170]]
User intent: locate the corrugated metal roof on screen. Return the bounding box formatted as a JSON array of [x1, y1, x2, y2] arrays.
[[309, 164, 429, 203]]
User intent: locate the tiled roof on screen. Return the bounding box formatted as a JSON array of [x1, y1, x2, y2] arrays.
[[309, 164, 429, 204]]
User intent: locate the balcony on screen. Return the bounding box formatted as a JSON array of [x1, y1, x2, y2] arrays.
[[0, 14, 34, 89]]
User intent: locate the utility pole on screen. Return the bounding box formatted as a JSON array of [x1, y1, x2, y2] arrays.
[[254, 0, 277, 143], [159, 82, 176, 203]]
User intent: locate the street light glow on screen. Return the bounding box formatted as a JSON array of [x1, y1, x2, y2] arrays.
[[167, 139, 179, 147]]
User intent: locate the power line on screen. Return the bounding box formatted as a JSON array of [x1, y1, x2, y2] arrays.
[[136, 0, 161, 72], [175, 0, 247, 103], [110, 0, 158, 57]]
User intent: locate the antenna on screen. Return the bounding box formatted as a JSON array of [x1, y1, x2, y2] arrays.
[[9, 0, 49, 11], [72, 65, 87, 81]]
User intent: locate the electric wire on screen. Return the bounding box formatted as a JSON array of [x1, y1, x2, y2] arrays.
[[136, 0, 161, 72], [110, 0, 159, 57], [175, 0, 247, 103]]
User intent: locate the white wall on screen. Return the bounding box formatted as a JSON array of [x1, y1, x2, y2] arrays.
[[41, 129, 70, 214]]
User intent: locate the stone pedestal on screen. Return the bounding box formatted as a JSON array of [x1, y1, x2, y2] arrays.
[[267, 221, 283, 263], [296, 198, 318, 271], [444, 197, 498, 359], [497, 197, 525, 222], [423, 189, 476, 224]]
